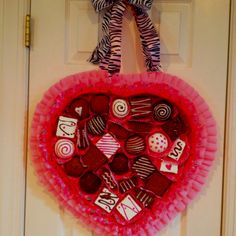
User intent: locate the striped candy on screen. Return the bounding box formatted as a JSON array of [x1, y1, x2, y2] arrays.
[[132, 156, 156, 179], [125, 135, 145, 155], [87, 115, 106, 136], [130, 97, 152, 118], [96, 133, 120, 159]]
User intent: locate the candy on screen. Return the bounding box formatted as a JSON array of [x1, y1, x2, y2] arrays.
[[148, 132, 168, 153], [127, 120, 152, 133], [76, 125, 89, 149], [56, 116, 78, 138], [91, 94, 110, 114], [119, 176, 138, 194], [108, 122, 130, 140], [162, 115, 187, 141], [68, 98, 89, 120], [132, 156, 156, 180], [87, 115, 106, 136], [116, 195, 142, 221], [160, 161, 178, 174], [79, 171, 101, 194], [96, 133, 120, 159], [112, 99, 129, 118], [144, 171, 172, 197], [135, 189, 155, 208], [125, 135, 145, 155], [101, 168, 117, 189], [64, 156, 86, 177], [81, 144, 107, 171], [109, 153, 129, 175], [153, 101, 172, 122], [94, 188, 119, 213], [54, 139, 75, 162], [168, 138, 186, 161], [130, 97, 152, 118]]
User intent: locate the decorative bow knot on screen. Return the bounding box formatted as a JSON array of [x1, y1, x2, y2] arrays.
[[89, 0, 161, 75]]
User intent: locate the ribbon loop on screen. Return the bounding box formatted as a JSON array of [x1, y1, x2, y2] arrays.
[[89, 0, 161, 75]]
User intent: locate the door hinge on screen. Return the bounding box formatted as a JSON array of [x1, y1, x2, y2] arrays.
[[24, 14, 31, 48]]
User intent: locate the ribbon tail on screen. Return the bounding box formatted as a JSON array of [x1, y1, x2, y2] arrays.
[[107, 2, 127, 75], [134, 8, 161, 71], [89, 10, 111, 66]]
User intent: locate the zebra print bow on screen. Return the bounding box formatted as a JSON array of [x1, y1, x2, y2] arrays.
[[89, 0, 161, 75]]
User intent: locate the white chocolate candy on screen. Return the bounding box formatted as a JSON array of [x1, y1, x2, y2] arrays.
[[148, 133, 168, 153], [168, 138, 186, 161], [56, 116, 78, 138], [55, 139, 75, 160], [94, 188, 119, 213], [116, 195, 142, 221], [112, 99, 129, 118], [160, 161, 178, 174]]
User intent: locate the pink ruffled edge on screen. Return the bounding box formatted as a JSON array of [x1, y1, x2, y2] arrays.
[[30, 70, 217, 236]]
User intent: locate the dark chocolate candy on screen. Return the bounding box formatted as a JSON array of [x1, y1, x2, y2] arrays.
[[162, 115, 187, 141], [135, 188, 155, 208], [90, 94, 110, 114], [119, 176, 138, 194], [64, 156, 86, 177], [108, 122, 130, 140], [109, 153, 129, 175], [130, 96, 152, 118], [125, 135, 145, 155], [153, 100, 172, 122], [79, 171, 101, 194], [76, 125, 89, 149], [81, 144, 107, 171], [144, 171, 172, 197], [68, 98, 89, 120], [87, 115, 106, 136], [101, 168, 117, 189], [132, 156, 156, 180], [127, 120, 153, 133]]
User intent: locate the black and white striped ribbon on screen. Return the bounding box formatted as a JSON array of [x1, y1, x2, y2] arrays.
[[89, 0, 161, 75]]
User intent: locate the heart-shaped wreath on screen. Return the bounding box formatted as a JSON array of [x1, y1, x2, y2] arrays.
[[30, 71, 217, 235]]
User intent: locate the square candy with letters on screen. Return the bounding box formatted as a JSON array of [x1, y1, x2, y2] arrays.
[[94, 188, 119, 213], [116, 195, 142, 221], [56, 116, 78, 138]]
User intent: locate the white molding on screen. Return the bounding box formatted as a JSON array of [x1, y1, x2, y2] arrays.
[[222, 0, 236, 235], [0, 0, 29, 236]]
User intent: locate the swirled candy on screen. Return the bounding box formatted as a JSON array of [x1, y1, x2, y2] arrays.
[[112, 99, 129, 118], [153, 101, 172, 122], [55, 139, 75, 163]]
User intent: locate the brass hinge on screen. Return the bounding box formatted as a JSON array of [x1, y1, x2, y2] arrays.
[[25, 14, 31, 48]]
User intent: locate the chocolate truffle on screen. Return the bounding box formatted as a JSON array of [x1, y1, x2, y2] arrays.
[[112, 99, 129, 118], [64, 156, 86, 177], [125, 135, 145, 155], [79, 171, 101, 194], [109, 153, 129, 175], [153, 101, 172, 122], [87, 115, 106, 136], [68, 98, 90, 120], [90, 94, 110, 114]]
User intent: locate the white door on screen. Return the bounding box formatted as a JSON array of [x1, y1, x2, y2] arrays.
[[25, 0, 230, 235]]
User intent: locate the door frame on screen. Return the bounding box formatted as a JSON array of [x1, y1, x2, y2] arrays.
[[0, 0, 29, 235], [222, 0, 236, 235], [0, 0, 235, 235]]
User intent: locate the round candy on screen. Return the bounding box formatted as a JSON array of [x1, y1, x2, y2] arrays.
[[69, 98, 89, 120], [153, 101, 172, 122], [109, 153, 129, 175], [55, 139, 75, 161], [79, 172, 101, 194], [87, 115, 106, 136], [148, 133, 168, 153], [125, 135, 145, 155], [91, 94, 110, 114], [112, 99, 129, 118]]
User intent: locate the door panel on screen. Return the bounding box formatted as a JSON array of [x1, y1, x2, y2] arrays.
[[26, 0, 230, 235]]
